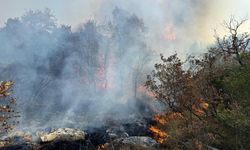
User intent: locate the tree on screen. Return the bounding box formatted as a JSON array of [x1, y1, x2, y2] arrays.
[[213, 17, 250, 66], [111, 8, 146, 91], [146, 53, 225, 149], [146, 54, 187, 112], [212, 54, 250, 149], [21, 8, 57, 32], [75, 21, 101, 89]]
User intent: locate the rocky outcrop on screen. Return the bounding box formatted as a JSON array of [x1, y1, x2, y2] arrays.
[[39, 128, 86, 143], [101, 136, 159, 150], [0, 123, 158, 150], [115, 136, 158, 147], [109, 136, 158, 148]]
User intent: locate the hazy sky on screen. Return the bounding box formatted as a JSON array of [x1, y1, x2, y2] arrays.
[[1, 0, 250, 54], [1, 0, 249, 26]]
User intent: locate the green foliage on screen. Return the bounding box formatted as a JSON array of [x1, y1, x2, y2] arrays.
[[223, 66, 250, 104], [211, 59, 250, 149]]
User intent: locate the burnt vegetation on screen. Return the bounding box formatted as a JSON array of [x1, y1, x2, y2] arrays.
[[0, 8, 249, 150]]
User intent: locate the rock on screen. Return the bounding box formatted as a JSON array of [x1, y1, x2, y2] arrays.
[[3, 131, 33, 144], [116, 136, 158, 147], [0, 140, 10, 148], [0, 143, 35, 150], [106, 126, 129, 139], [39, 128, 86, 143]]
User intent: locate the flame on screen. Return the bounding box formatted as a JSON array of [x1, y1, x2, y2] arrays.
[[138, 85, 156, 97], [96, 54, 109, 89], [95, 53, 116, 89], [153, 114, 167, 125], [149, 99, 209, 145], [149, 126, 168, 144], [150, 112, 183, 144], [164, 24, 176, 41], [192, 99, 209, 116], [199, 99, 209, 110], [153, 112, 183, 125], [97, 144, 106, 150]]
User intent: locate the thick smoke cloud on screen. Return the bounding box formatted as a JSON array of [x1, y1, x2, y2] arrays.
[[0, 8, 156, 132], [0, 0, 248, 132], [93, 0, 250, 56], [1, 0, 239, 56], [94, 0, 217, 54]]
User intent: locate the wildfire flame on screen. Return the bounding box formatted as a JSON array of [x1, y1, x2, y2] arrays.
[[192, 99, 209, 116], [164, 24, 176, 41], [97, 144, 106, 150], [153, 114, 167, 125], [138, 85, 156, 97], [149, 126, 168, 144], [149, 112, 183, 144], [153, 112, 183, 124]]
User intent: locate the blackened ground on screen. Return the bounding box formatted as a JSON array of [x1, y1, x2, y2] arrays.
[[39, 140, 95, 150], [1, 140, 95, 150], [0, 117, 156, 150]]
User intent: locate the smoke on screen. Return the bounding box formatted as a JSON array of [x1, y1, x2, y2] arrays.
[[92, 0, 250, 55], [93, 0, 217, 53], [0, 8, 157, 132], [0, 1, 247, 132]]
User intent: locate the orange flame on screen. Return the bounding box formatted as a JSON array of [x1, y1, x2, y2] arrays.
[[150, 112, 183, 144], [192, 99, 209, 116], [97, 144, 106, 150], [153, 114, 167, 125], [138, 85, 156, 97], [153, 112, 183, 125], [149, 126, 168, 144]]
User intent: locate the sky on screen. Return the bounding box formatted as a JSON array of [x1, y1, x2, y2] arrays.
[[1, 0, 250, 54]]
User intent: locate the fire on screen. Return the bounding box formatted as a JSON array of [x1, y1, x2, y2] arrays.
[[153, 112, 183, 125], [97, 144, 106, 150], [138, 85, 156, 97], [150, 112, 183, 144], [164, 24, 176, 41], [199, 99, 209, 110], [149, 126, 168, 144], [153, 114, 167, 125], [192, 99, 209, 116], [96, 54, 109, 89]]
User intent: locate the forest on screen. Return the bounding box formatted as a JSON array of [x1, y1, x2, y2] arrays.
[[0, 7, 249, 150]]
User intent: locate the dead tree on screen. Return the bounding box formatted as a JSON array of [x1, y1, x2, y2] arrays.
[[214, 16, 250, 66]]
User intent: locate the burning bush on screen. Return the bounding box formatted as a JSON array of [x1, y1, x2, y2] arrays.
[[145, 53, 223, 149], [145, 40, 250, 149]]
